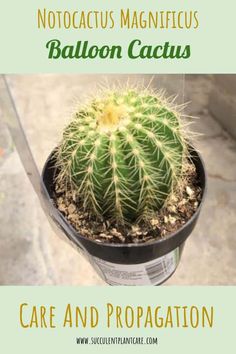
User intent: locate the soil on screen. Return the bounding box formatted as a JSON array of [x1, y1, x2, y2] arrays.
[[54, 163, 202, 244]]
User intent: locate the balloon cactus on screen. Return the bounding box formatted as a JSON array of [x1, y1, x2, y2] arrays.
[[56, 87, 190, 224]]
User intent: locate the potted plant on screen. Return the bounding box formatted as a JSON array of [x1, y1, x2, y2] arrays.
[[42, 85, 206, 285]]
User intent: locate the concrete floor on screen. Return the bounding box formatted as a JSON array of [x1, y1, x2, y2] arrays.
[[0, 74, 235, 285]]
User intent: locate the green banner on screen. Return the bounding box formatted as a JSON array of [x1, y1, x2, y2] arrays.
[[0, 286, 235, 353], [0, 0, 235, 73]]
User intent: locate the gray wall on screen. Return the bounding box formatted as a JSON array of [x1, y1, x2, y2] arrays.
[[209, 75, 236, 139]]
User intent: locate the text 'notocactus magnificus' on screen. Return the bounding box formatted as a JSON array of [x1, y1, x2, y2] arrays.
[[56, 87, 189, 224]]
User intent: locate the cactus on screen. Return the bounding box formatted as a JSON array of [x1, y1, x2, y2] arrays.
[[56, 86, 190, 224]]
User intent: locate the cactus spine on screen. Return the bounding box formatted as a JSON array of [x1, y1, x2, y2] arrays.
[[56, 87, 189, 224]]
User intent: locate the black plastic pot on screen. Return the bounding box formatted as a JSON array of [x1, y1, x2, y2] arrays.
[[41, 148, 206, 285]]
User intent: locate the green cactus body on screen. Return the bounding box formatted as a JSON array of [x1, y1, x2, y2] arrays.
[[57, 88, 187, 224]]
